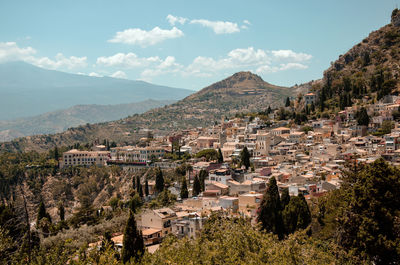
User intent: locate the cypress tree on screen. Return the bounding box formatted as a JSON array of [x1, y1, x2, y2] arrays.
[[199, 169, 207, 191], [217, 148, 224, 163], [121, 210, 144, 263], [136, 176, 143, 198], [58, 202, 65, 221], [132, 175, 136, 190], [257, 177, 284, 240], [144, 179, 149, 196], [37, 201, 51, 225], [240, 147, 251, 170], [180, 177, 189, 199], [192, 175, 201, 197], [285, 97, 290, 107], [297, 193, 311, 230], [282, 193, 311, 235], [280, 188, 290, 209], [155, 167, 164, 193]]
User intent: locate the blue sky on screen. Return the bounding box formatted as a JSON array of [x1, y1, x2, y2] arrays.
[[0, 0, 398, 90]]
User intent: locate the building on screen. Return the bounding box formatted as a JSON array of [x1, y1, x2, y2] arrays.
[[140, 208, 177, 237], [238, 192, 263, 217], [196, 137, 219, 149], [304, 92, 316, 105], [110, 146, 165, 163], [60, 149, 110, 168]]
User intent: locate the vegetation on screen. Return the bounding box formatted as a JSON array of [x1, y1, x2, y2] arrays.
[[195, 149, 218, 161], [240, 147, 251, 170], [180, 177, 188, 199], [121, 211, 144, 263]]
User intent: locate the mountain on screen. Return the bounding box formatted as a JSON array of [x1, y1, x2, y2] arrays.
[[0, 71, 292, 152], [311, 9, 400, 111], [0, 61, 192, 120], [0, 99, 175, 142]]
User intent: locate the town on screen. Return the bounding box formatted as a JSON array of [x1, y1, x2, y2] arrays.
[[57, 91, 400, 251]]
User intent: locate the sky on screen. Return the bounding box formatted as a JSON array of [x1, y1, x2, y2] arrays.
[[0, 0, 399, 91]]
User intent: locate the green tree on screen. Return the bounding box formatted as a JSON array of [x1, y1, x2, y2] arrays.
[[199, 169, 207, 191], [217, 148, 224, 163], [355, 107, 369, 126], [195, 149, 218, 161], [36, 201, 51, 226], [240, 147, 251, 170], [180, 177, 188, 199], [282, 193, 311, 235], [337, 158, 400, 264], [192, 175, 201, 197], [280, 188, 290, 209], [121, 210, 144, 263], [258, 177, 284, 240], [136, 176, 143, 198], [57, 202, 65, 221], [285, 97, 290, 107], [155, 167, 164, 193]]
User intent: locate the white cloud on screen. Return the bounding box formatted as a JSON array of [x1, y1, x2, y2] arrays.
[[0, 42, 87, 70], [0, 42, 36, 62], [141, 56, 183, 79], [243, 20, 251, 25], [190, 19, 240, 34], [271, 50, 312, 62], [108, 27, 184, 47], [186, 47, 311, 76], [166, 14, 187, 26], [111, 70, 127, 79], [88, 72, 103, 77], [96, 52, 162, 68], [29, 53, 87, 70]]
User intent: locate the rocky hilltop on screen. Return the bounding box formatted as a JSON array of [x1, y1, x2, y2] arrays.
[[312, 9, 400, 110], [0, 72, 292, 153]]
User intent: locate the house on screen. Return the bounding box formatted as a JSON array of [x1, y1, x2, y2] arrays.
[[304, 93, 316, 105], [205, 182, 229, 195], [171, 212, 205, 238], [238, 192, 263, 218], [140, 208, 177, 237], [142, 228, 162, 246], [219, 196, 239, 213]]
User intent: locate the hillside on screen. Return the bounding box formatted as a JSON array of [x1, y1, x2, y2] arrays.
[[0, 99, 175, 142], [0, 61, 192, 120], [0, 71, 292, 152], [312, 9, 400, 111]]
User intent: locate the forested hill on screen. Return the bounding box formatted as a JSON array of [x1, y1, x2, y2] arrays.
[[0, 71, 292, 153], [313, 9, 400, 112]]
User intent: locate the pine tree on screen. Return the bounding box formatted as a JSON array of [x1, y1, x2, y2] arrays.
[[217, 148, 224, 163], [180, 177, 189, 199], [144, 179, 149, 196], [192, 175, 201, 197], [257, 177, 284, 240], [121, 210, 144, 263], [240, 147, 251, 170], [155, 167, 164, 193]]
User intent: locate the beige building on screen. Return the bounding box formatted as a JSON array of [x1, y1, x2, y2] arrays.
[[110, 146, 165, 163], [140, 208, 177, 237], [60, 149, 109, 168], [196, 137, 219, 149], [238, 192, 263, 217]]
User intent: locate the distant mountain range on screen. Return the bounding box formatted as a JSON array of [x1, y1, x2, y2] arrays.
[[0, 61, 193, 120], [0, 71, 293, 152], [0, 99, 175, 142]]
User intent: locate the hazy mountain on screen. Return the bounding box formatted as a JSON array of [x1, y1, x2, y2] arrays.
[[0, 71, 292, 152], [0, 99, 175, 142], [0, 61, 193, 120]]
